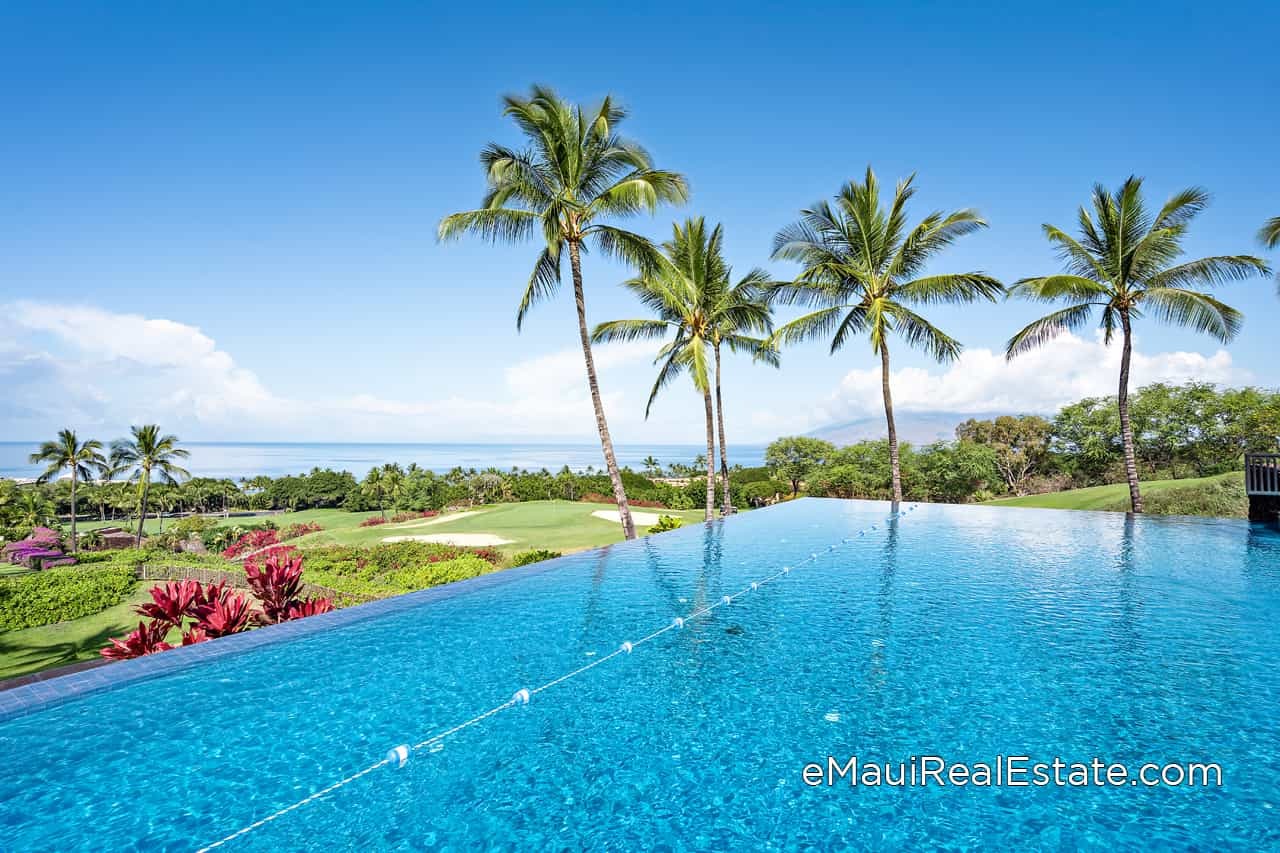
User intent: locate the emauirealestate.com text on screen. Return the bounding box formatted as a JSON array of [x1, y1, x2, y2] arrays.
[[802, 756, 1223, 788]]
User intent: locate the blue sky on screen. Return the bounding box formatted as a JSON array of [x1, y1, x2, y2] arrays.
[[1, 1, 1277, 444]]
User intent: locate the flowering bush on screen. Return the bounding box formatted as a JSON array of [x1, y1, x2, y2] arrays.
[[221, 528, 282, 559], [280, 522, 323, 540], [358, 516, 389, 527], [389, 510, 439, 523]]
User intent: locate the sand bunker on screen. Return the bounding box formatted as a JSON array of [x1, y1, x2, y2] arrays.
[[591, 509, 661, 526]]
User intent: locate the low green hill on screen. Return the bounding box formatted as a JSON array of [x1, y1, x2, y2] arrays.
[[984, 472, 1245, 517]]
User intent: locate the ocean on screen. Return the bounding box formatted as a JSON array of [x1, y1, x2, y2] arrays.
[[0, 441, 766, 481]]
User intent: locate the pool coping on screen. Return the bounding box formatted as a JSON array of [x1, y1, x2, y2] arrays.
[[0, 504, 763, 722]]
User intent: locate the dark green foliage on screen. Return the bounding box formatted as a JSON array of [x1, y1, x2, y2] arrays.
[[0, 565, 136, 630]]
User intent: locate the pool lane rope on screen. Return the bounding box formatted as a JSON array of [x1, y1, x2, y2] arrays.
[[195, 505, 918, 852]]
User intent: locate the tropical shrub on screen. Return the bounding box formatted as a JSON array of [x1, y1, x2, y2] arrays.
[[358, 516, 389, 528], [383, 555, 494, 590], [280, 521, 323, 540], [101, 621, 173, 660], [221, 528, 282, 559], [100, 553, 332, 659], [511, 549, 561, 567], [648, 515, 685, 534], [389, 510, 439, 523], [300, 542, 503, 597], [243, 551, 333, 624], [0, 565, 136, 630]]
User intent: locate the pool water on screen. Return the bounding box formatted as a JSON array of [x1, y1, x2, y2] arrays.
[[1, 499, 1278, 850]]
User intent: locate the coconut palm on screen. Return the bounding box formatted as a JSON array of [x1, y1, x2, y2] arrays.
[[768, 168, 1002, 502], [709, 270, 777, 514], [110, 425, 191, 546], [642, 455, 661, 477], [439, 85, 687, 540], [29, 430, 108, 554], [593, 218, 773, 521], [14, 490, 57, 531], [1007, 177, 1270, 512]]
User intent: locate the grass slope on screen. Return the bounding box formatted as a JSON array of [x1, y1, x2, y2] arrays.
[[0, 583, 150, 680], [984, 472, 1245, 516]]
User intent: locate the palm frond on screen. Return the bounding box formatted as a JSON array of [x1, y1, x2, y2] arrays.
[[516, 243, 563, 330], [587, 225, 663, 275], [1140, 286, 1243, 343], [1005, 303, 1097, 359], [1144, 255, 1270, 290], [1260, 216, 1280, 250], [590, 318, 674, 344], [897, 273, 1004, 305], [770, 307, 847, 347], [437, 208, 538, 244], [1007, 275, 1112, 303], [883, 302, 962, 362]]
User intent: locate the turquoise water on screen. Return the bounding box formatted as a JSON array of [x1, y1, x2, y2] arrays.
[[1, 499, 1278, 850]]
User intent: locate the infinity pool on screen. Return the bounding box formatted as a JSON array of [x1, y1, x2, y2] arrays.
[[1, 499, 1278, 850]]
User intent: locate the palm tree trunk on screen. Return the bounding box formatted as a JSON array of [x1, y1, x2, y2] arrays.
[[1118, 313, 1144, 513], [568, 240, 636, 539], [135, 474, 151, 547], [714, 343, 732, 516], [69, 471, 78, 555], [702, 388, 717, 522], [880, 343, 903, 503]]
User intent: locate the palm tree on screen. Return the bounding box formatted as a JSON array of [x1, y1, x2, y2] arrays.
[[14, 490, 57, 531], [1007, 177, 1269, 512], [29, 430, 107, 554], [110, 425, 191, 546], [642, 455, 661, 477], [439, 85, 688, 540], [593, 218, 773, 521], [768, 168, 1002, 502], [709, 270, 777, 514]]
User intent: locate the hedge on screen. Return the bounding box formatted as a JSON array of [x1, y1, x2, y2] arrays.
[[0, 565, 137, 631]]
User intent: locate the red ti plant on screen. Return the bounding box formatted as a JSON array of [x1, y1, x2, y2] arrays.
[[100, 621, 174, 660], [284, 597, 334, 620], [135, 580, 204, 626], [193, 585, 254, 638], [244, 551, 306, 624], [244, 551, 333, 624]]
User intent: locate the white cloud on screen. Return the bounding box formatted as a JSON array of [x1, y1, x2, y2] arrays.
[[0, 302, 659, 441], [812, 331, 1248, 424]]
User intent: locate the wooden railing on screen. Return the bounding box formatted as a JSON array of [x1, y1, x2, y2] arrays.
[[1245, 454, 1280, 496], [135, 564, 377, 607]]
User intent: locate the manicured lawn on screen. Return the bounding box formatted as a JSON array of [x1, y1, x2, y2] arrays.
[[0, 583, 151, 680], [291, 501, 707, 554], [983, 472, 1245, 516]]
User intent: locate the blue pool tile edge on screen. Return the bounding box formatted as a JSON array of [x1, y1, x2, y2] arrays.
[[0, 541, 610, 722]]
